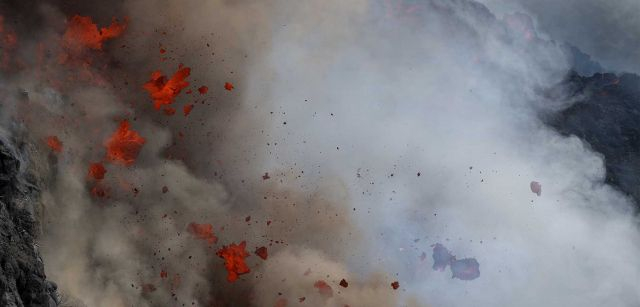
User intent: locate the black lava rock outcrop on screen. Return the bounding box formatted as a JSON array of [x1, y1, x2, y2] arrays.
[[548, 71, 640, 208], [0, 138, 58, 307]]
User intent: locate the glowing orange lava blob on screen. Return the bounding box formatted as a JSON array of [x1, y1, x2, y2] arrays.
[[187, 223, 218, 245], [88, 162, 106, 180], [198, 85, 208, 94], [63, 15, 127, 51], [45, 136, 63, 153], [104, 120, 146, 166], [216, 241, 250, 282], [143, 67, 191, 109], [224, 82, 234, 91], [183, 104, 194, 116]]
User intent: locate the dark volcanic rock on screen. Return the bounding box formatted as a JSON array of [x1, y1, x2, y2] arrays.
[[0, 139, 58, 307], [548, 71, 640, 207]]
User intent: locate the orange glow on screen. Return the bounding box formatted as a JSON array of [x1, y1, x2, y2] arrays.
[[45, 136, 63, 153], [216, 241, 250, 282], [104, 120, 146, 166], [63, 15, 127, 51], [143, 67, 191, 109], [224, 82, 234, 91], [88, 162, 107, 180], [183, 104, 194, 116], [187, 223, 218, 245]]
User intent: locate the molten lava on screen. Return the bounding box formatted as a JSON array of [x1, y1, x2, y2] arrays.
[[88, 162, 107, 180], [216, 241, 250, 282], [45, 136, 63, 153], [187, 223, 218, 245], [183, 104, 194, 116], [224, 82, 234, 91], [63, 15, 127, 51], [104, 120, 146, 166], [143, 67, 191, 109]]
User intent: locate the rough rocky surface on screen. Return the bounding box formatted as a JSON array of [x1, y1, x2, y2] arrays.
[[0, 138, 58, 307], [548, 71, 640, 208]]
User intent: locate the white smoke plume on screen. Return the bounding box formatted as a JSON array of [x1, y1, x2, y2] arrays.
[[0, 0, 638, 306]]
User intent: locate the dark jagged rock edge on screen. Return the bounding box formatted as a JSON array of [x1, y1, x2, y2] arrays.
[[547, 71, 640, 209], [0, 138, 58, 307]]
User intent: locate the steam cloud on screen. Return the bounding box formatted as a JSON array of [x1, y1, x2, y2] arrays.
[[0, 0, 639, 306]]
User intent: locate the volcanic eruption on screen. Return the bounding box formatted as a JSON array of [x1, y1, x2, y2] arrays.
[[0, 0, 639, 306]]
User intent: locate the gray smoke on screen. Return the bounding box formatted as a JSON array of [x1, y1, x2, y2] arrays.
[[0, 0, 639, 306], [479, 0, 640, 74]]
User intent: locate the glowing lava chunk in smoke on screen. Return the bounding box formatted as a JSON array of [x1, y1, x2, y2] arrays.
[[143, 67, 191, 109], [62, 15, 127, 51], [216, 241, 250, 282], [104, 120, 146, 166], [187, 223, 218, 245]]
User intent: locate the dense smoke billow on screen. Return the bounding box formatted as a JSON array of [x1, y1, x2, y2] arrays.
[[0, 0, 639, 306], [479, 0, 640, 74]]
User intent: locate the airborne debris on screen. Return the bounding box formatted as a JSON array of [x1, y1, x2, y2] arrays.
[[143, 67, 191, 109], [255, 246, 268, 260], [431, 243, 454, 271], [45, 136, 63, 153], [183, 104, 194, 116], [339, 279, 348, 288], [217, 241, 250, 282], [391, 281, 399, 290], [262, 172, 271, 180], [450, 258, 480, 280], [224, 82, 234, 91], [187, 223, 218, 245], [87, 162, 106, 180], [198, 85, 208, 94], [105, 120, 146, 166], [530, 181, 542, 196], [431, 243, 480, 280], [313, 280, 333, 297], [63, 15, 127, 51]]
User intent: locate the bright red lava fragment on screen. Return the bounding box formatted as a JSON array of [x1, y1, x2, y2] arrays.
[[313, 280, 333, 297], [224, 82, 234, 91], [143, 67, 191, 109], [163, 107, 176, 116], [217, 241, 250, 282], [183, 104, 194, 116], [187, 223, 218, 245], [104, 120, 146, 166], [391, 281, 400, 290], [45, 136, 63, 153], [63, 15, 127, 51], [88, 162, 106, 180], [160, 270, 168, 279], [198, 85, 208, 94], [339, 279, 348, 288], [160, 48, 166, 54], [255, 246, 268, 260]]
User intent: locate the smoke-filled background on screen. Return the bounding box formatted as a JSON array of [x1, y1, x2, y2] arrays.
[[0, 0, 639, 306]]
